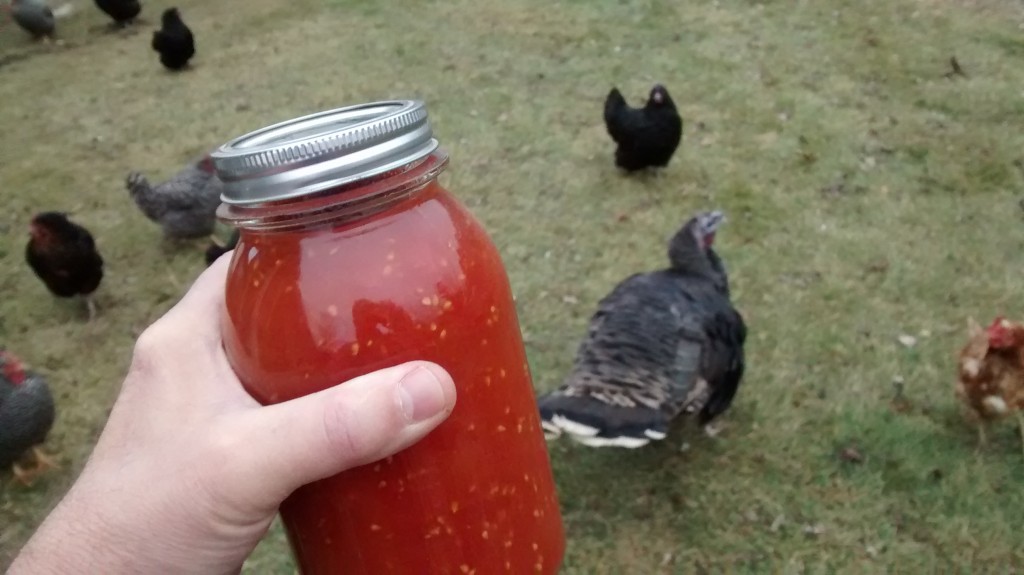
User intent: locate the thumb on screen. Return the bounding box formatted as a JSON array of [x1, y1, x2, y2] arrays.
[[225, 361, 456, 508]]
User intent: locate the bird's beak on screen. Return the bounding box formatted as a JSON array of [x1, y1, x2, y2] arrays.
[[702, 211, 725, 235]]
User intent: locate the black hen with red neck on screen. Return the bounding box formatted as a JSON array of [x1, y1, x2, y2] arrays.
[[604, 84, 683, 172], [539, 210, 746, 448], [25, 212, 104, 320], [0, 349, 56, 485]]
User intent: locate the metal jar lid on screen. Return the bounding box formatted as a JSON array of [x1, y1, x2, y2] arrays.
[[211, 100, 438, 205]]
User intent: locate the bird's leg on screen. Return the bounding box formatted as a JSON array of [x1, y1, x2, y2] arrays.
[[166, 270, 182, 290], [703, 422, 722, 438], [12, 463, 36, 487], [31, 446, 59, 471], [84, 295, 97, 321], [1017, 412, 1024, 457], [975, 421, 988, 453], [11, 447, 59, 487]]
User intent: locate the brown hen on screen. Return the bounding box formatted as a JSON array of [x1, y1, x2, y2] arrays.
[[956, 317, 1024, 452]]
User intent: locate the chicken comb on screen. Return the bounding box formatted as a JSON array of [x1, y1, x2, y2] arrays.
[[987, 316, 1007, 330], [986, 317, 1009, 336], [0, 350, 27, 385], [985, 317, 1016, 349]]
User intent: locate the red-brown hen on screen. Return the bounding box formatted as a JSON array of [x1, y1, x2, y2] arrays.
[[956, 317, 1024, 452]]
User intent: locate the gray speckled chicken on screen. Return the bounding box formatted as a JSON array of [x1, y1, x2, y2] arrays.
[[126, 154, 225, 239], [539, 211, 747, 448], [7, 0, 55, 40], [0, 349, 57, 485]]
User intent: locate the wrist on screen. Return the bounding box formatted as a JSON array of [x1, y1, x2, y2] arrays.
[[8, 485, 134, 574]]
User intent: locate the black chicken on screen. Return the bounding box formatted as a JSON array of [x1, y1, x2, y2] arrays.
[[538, 210, 746, 448], [604, 84, 683, 172], [152, 7, 194, 70], [25, 212, 105, 320], [94, 0, 139, 27]]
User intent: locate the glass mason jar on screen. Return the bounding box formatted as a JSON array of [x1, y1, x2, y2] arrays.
[[211, 101, 565, 574]]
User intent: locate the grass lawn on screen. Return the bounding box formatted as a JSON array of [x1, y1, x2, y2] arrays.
[[3, 0, 1024, 571]]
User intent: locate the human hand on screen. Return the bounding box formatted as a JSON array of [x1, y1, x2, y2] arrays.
[[9, 255, 457, 574]]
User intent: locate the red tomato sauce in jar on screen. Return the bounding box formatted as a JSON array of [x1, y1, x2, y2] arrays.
[[213, 102, 565, 574]]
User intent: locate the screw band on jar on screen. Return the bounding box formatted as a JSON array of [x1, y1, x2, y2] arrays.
[[211, 101, 438, 206]]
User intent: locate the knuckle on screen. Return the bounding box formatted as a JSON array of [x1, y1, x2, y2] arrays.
[[129, 325, 166, 375], [130, 319, 199, 376]]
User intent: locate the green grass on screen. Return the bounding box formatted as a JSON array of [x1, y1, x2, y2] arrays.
[[3, 0, 1024, 571]]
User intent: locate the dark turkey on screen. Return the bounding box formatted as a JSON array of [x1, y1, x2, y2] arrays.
[[0, 349, 56, 485], [604, 84, 683, 172], [539, 210, 746, 448]]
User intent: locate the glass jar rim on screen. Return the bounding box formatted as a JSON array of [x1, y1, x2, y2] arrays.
[[217, 150, 449, 232]]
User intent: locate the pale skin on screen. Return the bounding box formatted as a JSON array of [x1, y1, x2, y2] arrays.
[[8, 255, 457, 573]]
